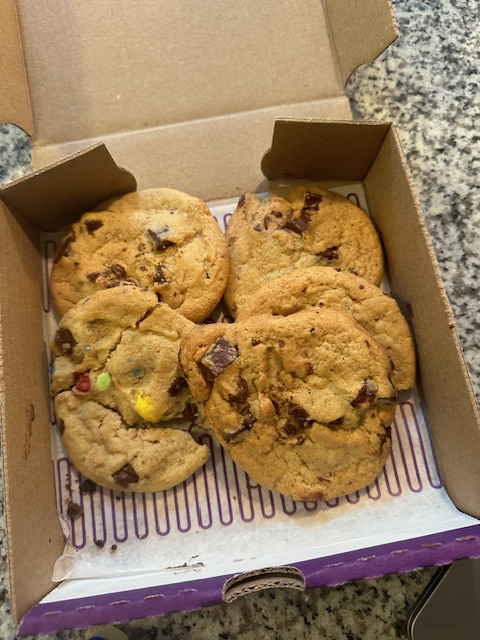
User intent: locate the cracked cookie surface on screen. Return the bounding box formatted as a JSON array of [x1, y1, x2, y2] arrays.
[[179, 309, 396, 501], [52, 285, 209, 492], [224, 188, 384, 316], [237, 266, 415, 390], [50, 188, 230, 322]]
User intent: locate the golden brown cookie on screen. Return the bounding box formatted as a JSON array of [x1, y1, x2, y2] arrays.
[[237, 266, 415, 390], [50, 188, 230, 322], [179, 309, 396, 501], [51, 285, 209, 492], [224, 188, 384, 316]]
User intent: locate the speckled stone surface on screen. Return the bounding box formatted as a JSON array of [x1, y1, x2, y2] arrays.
[[1, 0, 478, 638]]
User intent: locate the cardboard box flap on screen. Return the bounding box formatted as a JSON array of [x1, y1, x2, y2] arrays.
[[0, 143, 136, 232], [324, 0, 398, 85], [5, 0, 396, 146], [0, 200, 64, 623], [0, 0, 33, 136], [261, 118, 392, 180]]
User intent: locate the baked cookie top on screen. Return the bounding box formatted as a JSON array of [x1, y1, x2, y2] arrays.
[[179, 309, 396, 501], [50, 188, 230, 322], [224, 188, 384, 316], [51, 285, 209, 492], [238, 266, 415, 390]]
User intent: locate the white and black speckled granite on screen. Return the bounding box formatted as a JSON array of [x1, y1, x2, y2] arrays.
[[1, 0, 478, 638]]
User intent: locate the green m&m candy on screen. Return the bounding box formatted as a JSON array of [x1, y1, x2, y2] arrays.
[[96, 372, 112, 392]]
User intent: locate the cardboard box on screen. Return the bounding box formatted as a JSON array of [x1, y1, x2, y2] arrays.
[[1, 0, 480, 635]]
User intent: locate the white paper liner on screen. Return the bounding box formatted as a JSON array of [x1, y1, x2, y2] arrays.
[[43, 184, 477, 585]]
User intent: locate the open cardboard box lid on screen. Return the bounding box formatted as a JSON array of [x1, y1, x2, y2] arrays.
[[2, 0, 480, 635], [1, 0, 397, 195]]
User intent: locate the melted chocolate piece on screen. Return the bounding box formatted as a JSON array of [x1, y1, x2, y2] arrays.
[[303, 192, 323, 210], [80, 478, 97, 493], [94, 539, 105, 548], [168, 376, 188, 396], [86, 271, 100, 283], [111, 263, 126, 278], [351, 380, 377, 407], [253, 224, 261, 232], [54, 235, 74, 263], [112, 463, 140, 488], [148, 227, 174, 251], [182, 402, 198, 425], [284, 210, 311, 234], [225, 415, 256, 442], [263, 216, 270, 229], [229, 376, 249, 404], [85, 219, 104, 234], [54, 327, 77, 353], [251, 338, 261, 346], [199, 337, 239, 382], [67, 502, 83, 519], [271, 210, 283, 218], [287, 403, 309, 425], [327, 417, 344, 427], [317, 246, 339, 262], [284, 422, 301, 436]]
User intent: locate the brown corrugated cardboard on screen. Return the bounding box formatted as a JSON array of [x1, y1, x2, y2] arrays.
[[2, 0, 397, 186]]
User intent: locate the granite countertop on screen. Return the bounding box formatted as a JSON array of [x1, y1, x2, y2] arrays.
[[1, 1, 479, 638]]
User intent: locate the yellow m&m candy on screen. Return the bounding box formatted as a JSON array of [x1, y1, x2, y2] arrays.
[[135, 393, 160, 422]]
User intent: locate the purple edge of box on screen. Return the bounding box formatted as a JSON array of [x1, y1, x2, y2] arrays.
[[19, 522, 480, 635]]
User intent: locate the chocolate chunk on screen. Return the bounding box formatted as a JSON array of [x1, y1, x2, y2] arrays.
[[287, 403, 309, 425], [378, 426, 392, 448], [199, 337, 239, 382], [296, 436, 305, 445], [86, 271, 100, 283], [148, 227, 174, 251], [85, 219, 104, 234], [284, 422, 301, 436], [253, 224, 261, 232], [111, 263, 126, 278], [67, 502, 83, 519], [303, 192, 323, 210], [225, 415, 256, 442], [54, 235, 74, 263], [238, 194, 246, 207], [94, 539, 105, 548], [182, 402, 197, 425], [351, 380, 377, 407], [284, 210, 311, 234], [80, 478, 97, 493], [317, 246, 339, 262], [112, 463, 140, 488], [251, 338, 261, 346], [327, 417, 344, 427], [54, 327, 77, 353], [229, 376, 249, 404], [168, 376, 188, 396], [154, 264, 168, 284]]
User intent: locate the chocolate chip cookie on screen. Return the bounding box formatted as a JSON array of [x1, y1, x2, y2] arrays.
[[237, 266, 415, 390], [50, 188, 230, 322], [224, 188, 384, 316], [179, 309, 396, 501], [52, 285, 209, 492]]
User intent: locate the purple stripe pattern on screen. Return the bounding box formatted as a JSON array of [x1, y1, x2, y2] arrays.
[[54, 397, 443, 549]]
